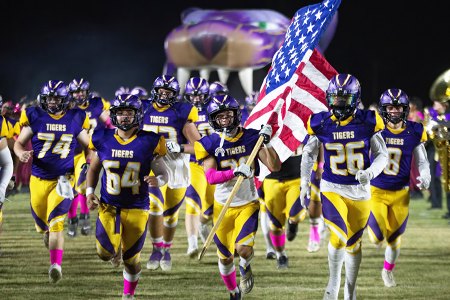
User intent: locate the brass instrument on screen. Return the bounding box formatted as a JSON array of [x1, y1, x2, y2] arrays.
[[426, 69, 450, 191]]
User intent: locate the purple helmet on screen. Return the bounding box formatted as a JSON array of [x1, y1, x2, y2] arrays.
[[0, 94, 2, 107], [379, 88, 409, 124], [184, 77, 210, 110], [110, 94, 143, 131], [130, 86, 148, 100], [209, 81, 229, 98], [115, 86, 130, 97], [39, 80, 69, 114], [245, 91, 259, 107], [151, 75, 180, 105], [68, 78, 90, 105], [207, 94, 242, 132], [326, 74, 361, 120]]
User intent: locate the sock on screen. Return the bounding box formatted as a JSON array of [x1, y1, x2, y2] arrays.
[[384, 244, 400, 270], [344, 250, 362, 300], [150, 237, 164, 249], [219, 260, 237, 292], [79, 194, 89, 214], [162, 240, 173, 252], [123, 269, 140, 296], [50, 249, 64, 265], [239, 251, 254, 274], [67, 196, 79, 219], [309, 217, 320, 242], [326, 243, 345, 295], [269, 232, 286, 249]]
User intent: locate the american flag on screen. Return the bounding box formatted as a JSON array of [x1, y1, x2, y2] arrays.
[[244, 0, 340, 179]]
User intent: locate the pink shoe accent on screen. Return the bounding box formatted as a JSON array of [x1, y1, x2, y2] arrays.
[[153, 241, 164, 248], [220, 269, 237, 291], [50, 249, 64, 265], [123, 278, 139, 295], [163, 242, 173, 250], [384, 260, 395, 271], [270, 232, 286, 248]]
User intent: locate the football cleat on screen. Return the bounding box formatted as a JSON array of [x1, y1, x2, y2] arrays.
[[381, 269, 397, 287], [239, 265, 254, 294], [277, 255, 289, 269], [146, 248, 163, 270], [307, 240, 320, 253], [48, 263, 62, 284], [79, 213, 91, 236], [67, 217, 78, 238], [160, 250, 172, 272]]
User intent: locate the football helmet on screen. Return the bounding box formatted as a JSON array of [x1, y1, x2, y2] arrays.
[[130, 86, 149, 100], [379, 88, 409, 124], [68, 78, 90, 105], [326, 74, 361, 120], [151, 75, 180, 106], [115, 86, 130, 97], [207, 94, 242, 132], [38, 80, 70, 114], [184, 77, 210, 110], [110, 94, 143, 131], [209, 81, 229, 98]]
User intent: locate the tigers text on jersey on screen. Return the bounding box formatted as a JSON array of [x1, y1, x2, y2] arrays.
[[307, 109, 384, 185], [89, 129, 166, 209], [195, 128, 261, 207], [19, 107, 89, 179], [371, 121, 426, 190]]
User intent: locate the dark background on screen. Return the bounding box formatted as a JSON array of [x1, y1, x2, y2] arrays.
[[1, 0, 448, 108]]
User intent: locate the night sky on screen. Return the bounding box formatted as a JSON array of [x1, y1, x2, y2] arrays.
[[1, 0, 448, 108]]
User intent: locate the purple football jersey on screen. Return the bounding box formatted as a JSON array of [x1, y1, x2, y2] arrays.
[[307, 109, 384, 185], [19, 107, 89, 179], [371, 121, 426, 190], [91, 129, 165, 209]]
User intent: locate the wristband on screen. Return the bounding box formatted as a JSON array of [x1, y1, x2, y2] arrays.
[[318, 161, 324, 169], [86, 187, 95, 195], [180, 145, 185, 153], [265, 142, 273, 148]]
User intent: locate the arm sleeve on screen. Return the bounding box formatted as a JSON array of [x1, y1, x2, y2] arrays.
[[300, 135, 320, 185], [413, 143, 431, 179], [366, 131, 388, 179], [0, 146, 14, 201]]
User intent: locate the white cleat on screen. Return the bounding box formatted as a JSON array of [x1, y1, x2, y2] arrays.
[[122, 293, 135, 300], [186, 246, 198, 259], [48, 263, 62, 284], [381, 269, 397, 287], [160, 251, 172, 272], [307, 240, 320, 253], [323, 290, 338, 300]]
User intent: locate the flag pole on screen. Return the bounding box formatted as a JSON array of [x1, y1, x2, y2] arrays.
[[198, 100, 283, 261], [198, 135, 264, 261]]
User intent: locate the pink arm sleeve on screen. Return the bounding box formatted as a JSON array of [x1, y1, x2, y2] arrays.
[[205, 168, 235, 184]]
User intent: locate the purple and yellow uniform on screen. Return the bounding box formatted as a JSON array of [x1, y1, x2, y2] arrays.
[[368, 121, 427, 245], [185, 108, 215, 219], [74, 97, 111, 193], [19, 107, 89, 233], [142, 101, 198, 226], [194, 128, 261, 259], [307, 109, 384, 250], [263, 149, 305, 232], [89, 128, 166, 265]]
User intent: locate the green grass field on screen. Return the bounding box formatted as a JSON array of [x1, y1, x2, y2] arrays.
[[0, 191, 449, 300]]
